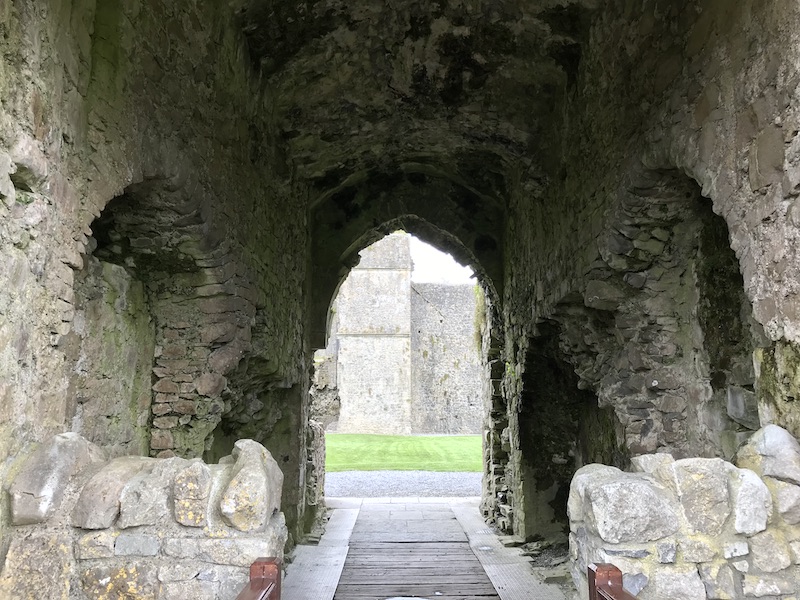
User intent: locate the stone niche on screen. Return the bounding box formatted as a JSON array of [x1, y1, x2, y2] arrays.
[[0, 433, 286, 600], [569, 425, 800, 600]]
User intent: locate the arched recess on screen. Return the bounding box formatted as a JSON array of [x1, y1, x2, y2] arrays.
[[309, 166, 506, 350], [503, 164, 766, 541], [76, 177, 265, 459]]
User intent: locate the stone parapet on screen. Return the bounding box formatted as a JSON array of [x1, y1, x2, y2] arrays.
[[569, 425, 800, 599], [0, 434, 286, 600]]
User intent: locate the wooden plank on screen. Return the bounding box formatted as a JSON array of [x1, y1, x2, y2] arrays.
[[283, 545, 350, 600], [334, 503, 499, 600], [451, 505, 567, 600]]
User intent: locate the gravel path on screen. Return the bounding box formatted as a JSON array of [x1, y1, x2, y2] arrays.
[[324, 470, 482, 497]]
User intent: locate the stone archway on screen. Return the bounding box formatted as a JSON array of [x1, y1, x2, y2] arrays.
[[309, 170, 506, 351]]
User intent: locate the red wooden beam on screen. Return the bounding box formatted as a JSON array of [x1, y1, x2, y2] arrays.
[[236, 557, 281, 600], [588, 563, 638, 600]]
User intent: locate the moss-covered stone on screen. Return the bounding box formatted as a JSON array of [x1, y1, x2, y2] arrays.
[[756, 341, 800, 440]]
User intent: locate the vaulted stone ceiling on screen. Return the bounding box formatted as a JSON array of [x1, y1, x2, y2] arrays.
[[236, 0, 591, 184], [232, 0, 595, 344]]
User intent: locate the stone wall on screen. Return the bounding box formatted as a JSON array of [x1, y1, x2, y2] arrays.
[[569, 425, 800, 599], [0, 433, 286, 599], [491, 0, 800, 544], [0, 0, 312, 546], [71, 257, 156, 457], [333, 233, 413, 434], [411, 283, 484, 434]]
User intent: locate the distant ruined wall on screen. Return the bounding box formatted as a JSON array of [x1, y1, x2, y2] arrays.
[[411, 283, 484, 434], [314, 234, 484, 435], [332, 233, 414, 434]]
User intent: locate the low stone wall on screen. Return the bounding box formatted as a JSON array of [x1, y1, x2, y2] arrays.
[[569, 425, 800, 599], [0, 433, 286, 599]]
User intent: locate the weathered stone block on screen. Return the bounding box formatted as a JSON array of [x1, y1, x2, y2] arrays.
[[723, 540, 749, 559], [150, 429, 175, 450], [749, 124, 785, 191], [0, 534, 72, 599], [770, 478, 800, 524], [680, 537, 716, 562], [174, 399, 197, 414], [750, 529, 792, 573], [81, 564, 157, 600], [656, 541, 677, 563], [568, 464, 623, 523], [9, 432, 104, 525], [153, 416, 179, 429], [727, 386, 760, 430], [699, 563, 737, 600], [742, 572, 798, 596], [791, 541, 800, 564], [208, 343, 245, 374], [195, 372, 226, 396], [586, 477, 679, 543], [736, 425, 800, 485], [115, 533, 160, 556], [584, 279, 628, 311], [630, 453, 675, 474], [174, 460, 212, 527], [119, 457, 187, 528], [72, 456, 153, 529], [153, 379, 180, 394], [730, 467, 772, 535], [649, 566, 706, 599], [157, 563, 210, 582], [219, 439, 283, 532], [732, 560, 749, 573], [672, 458, 731, 536], [163, 521, 286, 567], [76, 531, 118, 559], [159, 580, 218, 600]]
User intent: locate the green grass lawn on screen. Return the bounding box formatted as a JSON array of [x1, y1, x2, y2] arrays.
[[325, 433, 482, 472]]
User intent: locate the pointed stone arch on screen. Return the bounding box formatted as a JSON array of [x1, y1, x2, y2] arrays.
[[309, 167, 506, 349]]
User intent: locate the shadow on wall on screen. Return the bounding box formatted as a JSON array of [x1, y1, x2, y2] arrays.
[[518, 321, 628, 541]]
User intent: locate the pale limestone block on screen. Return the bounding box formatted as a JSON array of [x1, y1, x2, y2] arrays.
[[586, 477, 679, 543], [671, 458, 731, 536], [699, 563, 737, 600], [0, 534, 72, 600], [71, 456, 154, 529], [736, 425, 800, 485], [750, 529, 792, 573], [650, 566, 706, 600], [770, 478, 800, 524], [730, 467, 772, 535], [173, 460, 212, 527], [10, 432, 105, 525], [75, 531, 117, 559], [119, 457, 188, 528], [219, 439, 283, 532]]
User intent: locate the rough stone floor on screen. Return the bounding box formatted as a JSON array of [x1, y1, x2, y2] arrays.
[[283, 497, 569, 600]]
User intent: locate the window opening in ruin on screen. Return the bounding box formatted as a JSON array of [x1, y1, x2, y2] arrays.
[[311, 231, 489, 498]]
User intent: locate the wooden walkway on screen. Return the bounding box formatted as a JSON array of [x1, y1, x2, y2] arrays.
[[282, 498, 568, 600], [333, 500, 500, 599]]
